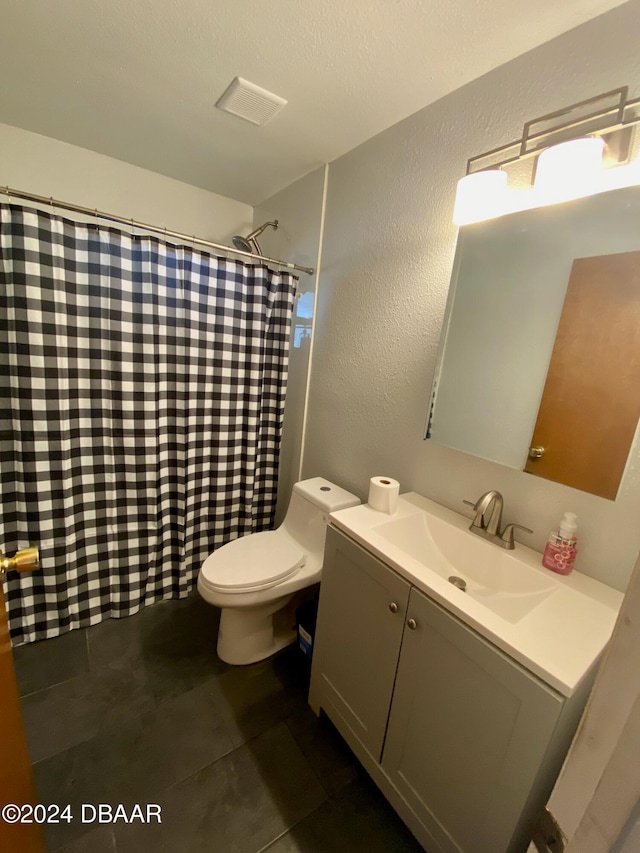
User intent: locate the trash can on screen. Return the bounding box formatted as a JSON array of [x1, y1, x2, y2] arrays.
[[296, 597, 318, 662]]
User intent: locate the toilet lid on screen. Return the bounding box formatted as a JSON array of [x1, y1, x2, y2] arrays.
[[200, 531, 306, 591]]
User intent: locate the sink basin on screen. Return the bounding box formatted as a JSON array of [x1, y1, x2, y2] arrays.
[[373, 509, 557, 623], [328, 492, 623, 697]]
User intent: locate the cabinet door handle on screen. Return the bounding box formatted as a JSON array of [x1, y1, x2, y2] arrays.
[[389, 602, 398, 613], [407, 618, 417, 630]]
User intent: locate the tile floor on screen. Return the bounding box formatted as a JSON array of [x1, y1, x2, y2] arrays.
[[14, 593, 424, 852]]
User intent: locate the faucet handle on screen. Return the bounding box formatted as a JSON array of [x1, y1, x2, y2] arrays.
[[500, 523, 533, 549]]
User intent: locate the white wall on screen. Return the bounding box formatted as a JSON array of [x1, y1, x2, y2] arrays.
[[0, 123, 252, 243], [254, 166, 327, 524], [303, 0, 640, 592]]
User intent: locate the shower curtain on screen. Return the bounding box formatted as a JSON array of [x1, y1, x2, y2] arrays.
[[0, 204, 297, 643]]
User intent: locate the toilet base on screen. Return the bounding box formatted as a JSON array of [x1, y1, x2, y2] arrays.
[[216, 594, 297, 665]]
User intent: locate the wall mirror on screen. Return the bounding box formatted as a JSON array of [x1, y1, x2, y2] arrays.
[[426, 184, 640, 500]]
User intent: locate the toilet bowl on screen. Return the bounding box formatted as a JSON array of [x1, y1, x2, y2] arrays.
[[197, 477, 360, 665]]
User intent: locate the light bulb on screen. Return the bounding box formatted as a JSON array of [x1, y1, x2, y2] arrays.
[[453, 169, 508, 226], [534, 137, 605, 205]]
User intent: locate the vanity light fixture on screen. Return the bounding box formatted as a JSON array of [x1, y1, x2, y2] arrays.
[[453, 86, 640, 225]]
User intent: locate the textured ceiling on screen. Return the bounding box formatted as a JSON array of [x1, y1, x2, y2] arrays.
[[0, 0, 629, 205]]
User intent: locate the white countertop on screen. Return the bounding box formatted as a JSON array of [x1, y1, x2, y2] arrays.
[[329, 493, 623, 697]]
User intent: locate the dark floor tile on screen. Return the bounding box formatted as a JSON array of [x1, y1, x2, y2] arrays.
[[138, 593, 219, 645], [85, 594, 204, 668], [113, 722, 327, 853], [53, 825, 116, 853], [285, 707, 360, 796], [12, 628, 89, 696], [86, 593, 227, 703], [21, 656, 155, 763], [213, 645, 311, 747], [262, 774, 424, 853], [34, 676, 236, 850], [85, 611, 143, 669], [141, 621, 227, 703]]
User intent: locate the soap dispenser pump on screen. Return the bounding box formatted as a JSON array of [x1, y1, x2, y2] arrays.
[[542, 512, 578, 575]]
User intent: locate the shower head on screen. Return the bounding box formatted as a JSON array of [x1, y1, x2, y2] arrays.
[[231, 220, 278, 255], [231, 234, 255, 253]]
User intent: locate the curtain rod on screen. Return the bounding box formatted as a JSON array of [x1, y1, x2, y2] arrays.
[[0, 185, 315, 276]]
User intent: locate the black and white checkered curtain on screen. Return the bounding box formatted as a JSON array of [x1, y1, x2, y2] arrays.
[[0, 204, 297, 643]]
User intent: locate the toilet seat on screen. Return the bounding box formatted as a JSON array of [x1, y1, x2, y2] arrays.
[[200, 531, 306, 594]]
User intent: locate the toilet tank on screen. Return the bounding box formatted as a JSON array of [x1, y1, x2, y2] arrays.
[[281, 477, 360, 555]]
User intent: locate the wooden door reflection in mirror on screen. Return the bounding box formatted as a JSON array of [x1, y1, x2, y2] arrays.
[[525, 250, 640, 499]]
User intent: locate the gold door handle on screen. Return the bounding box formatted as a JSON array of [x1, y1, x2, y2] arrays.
[[528, 446, 545, 459], [0, 546, 39, 576]]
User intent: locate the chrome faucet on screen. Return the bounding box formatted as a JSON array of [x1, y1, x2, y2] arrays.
[[463, 490, 532, 550], [468, 489, 503, 535]]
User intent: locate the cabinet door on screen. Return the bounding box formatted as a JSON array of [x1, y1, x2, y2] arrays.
[[382, 587, 564, 853], [309, 527, 410, 760]]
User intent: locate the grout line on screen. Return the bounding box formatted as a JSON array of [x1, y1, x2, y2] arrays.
[[85, 625, 91, 670], [283, 712, 332, 800], [255, 791, 330, 853], [19, 674, 82, 701], [158, 718, 286, 796], [256, 826, 292, 853]]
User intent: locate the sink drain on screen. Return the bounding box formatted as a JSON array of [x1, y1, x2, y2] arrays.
[[448, 576, 467, 592]]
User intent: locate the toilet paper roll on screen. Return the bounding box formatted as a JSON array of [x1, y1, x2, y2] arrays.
[[368, 476, 400, 514]]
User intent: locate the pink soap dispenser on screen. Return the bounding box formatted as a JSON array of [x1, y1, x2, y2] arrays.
[[542, 512, 578, 575]]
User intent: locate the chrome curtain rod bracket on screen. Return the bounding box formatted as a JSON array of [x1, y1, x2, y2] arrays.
[[466, 86, 640, 175], [0, 186, 315, 276]]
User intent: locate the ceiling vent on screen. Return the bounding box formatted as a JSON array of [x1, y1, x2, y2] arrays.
[[216, 77, 287, 126]]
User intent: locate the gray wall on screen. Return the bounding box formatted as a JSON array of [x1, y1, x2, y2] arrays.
[[301, 0, 640, 592], [254, 166, 327, 524]]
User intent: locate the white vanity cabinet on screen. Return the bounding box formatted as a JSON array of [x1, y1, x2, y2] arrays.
[[309, 526, 595, 853]]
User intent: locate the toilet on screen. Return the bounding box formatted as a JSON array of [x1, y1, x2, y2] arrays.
[[197, 477, 360, 665]]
